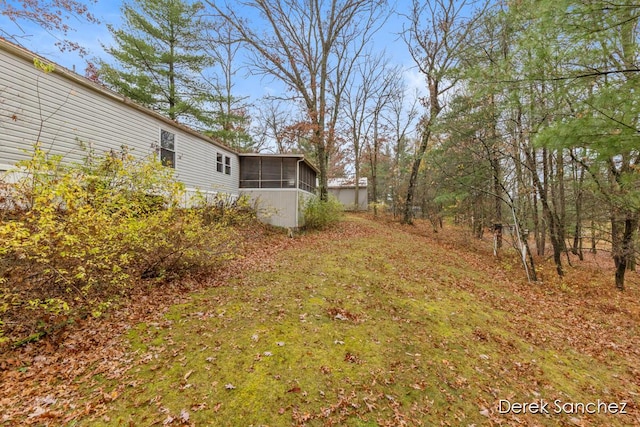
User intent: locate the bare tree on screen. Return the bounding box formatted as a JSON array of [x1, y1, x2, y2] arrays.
[[401, 0, 485, 224], [342, 51, 401, 210], [251, 99, 296, 154], [207, 0, 388, 200], [366, 65, 402, 213], [1, 0, 99, 56], [383, 86, 419, 217], [204, 21, 254, 151]]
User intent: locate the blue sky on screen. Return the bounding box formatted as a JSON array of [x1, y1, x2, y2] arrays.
[[0, 0, 426, 117], [1, 1, 124, 73]]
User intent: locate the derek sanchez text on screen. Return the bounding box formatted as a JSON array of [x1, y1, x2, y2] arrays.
[[498, 399, 628, 415]]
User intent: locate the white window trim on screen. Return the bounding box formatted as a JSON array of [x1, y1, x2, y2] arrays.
[[216, 152, 224, 173], [160, 128, 176, 168], [224, 155, 231, 175]]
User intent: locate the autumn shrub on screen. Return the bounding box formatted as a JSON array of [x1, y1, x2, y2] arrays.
[[0, 145, 241, 344], [303, 195, 343, 230], [196, 192, 257, 227]]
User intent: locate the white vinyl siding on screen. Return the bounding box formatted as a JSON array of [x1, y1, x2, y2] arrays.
[[0, 42, 238, 195]]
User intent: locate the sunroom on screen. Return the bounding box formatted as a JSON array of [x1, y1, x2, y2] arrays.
[[239, 154, 318, 228]]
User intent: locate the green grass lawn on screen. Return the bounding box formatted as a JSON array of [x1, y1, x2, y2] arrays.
[[68, 215, 640, 426]]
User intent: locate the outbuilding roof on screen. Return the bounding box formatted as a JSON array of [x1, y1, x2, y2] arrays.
[[328, 177, 368, 188]]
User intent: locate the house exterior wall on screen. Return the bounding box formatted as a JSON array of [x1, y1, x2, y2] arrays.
[[0, 40, 238, 196], [0, 39, 322, 229], [241, 189, 314, 229]]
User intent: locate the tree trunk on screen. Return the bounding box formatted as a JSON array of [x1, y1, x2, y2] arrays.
[[354, 171, 360, 210], [489, 94, 502, 249], [572, 220, 584, 261], [168, 39, 176, 121], [571, 155, 585, 260], [612, 212, 639, 291], [555, 149, 567, 253], [402, 124, 431, 224], [548, 218, 564, 277], [524, 237, 538, 282], [493, 171, 502, 249], [534, 191, 545, 256], [525, 146, 544, 256], [629, 235, 637, 271], [317, 141, 329, 201], [371, 113, 379, 216], [526, 146, 564, 276]]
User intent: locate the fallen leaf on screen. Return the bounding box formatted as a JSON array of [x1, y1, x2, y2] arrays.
[[28, 406, 47, 418], [191, 403, 207, 411]]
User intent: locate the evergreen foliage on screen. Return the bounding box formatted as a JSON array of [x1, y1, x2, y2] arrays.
[[424, 0, 640, 288], [98, 0, 215, 129]]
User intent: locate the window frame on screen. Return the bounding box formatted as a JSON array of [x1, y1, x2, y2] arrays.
[[216, 153, 224, 173], [160, 129, 176, 168], [239, 156, 316, 191], [298, 162, 316, 193], [224, 155, 231, 175]]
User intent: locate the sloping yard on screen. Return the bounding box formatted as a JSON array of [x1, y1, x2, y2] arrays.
[[1, 215, 639, 426]]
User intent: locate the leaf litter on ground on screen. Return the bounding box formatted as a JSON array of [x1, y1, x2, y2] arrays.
[[1, 214, 639, 426]]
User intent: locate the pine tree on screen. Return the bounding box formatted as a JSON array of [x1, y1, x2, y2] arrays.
[[99, 0, 215, 129], [531, 0, 640, 290]]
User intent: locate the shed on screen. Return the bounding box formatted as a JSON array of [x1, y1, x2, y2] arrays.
[[328, 177, 368, 211]]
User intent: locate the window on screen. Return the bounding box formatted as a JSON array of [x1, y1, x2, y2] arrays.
[[282, 158, 297, 188], [261, 157, 282, 188], [239, 156, 315, 190], [160, 130, 175, 168], [216, 153, 223, 173], [239, 157, 260, 188], [299, 163, 316, 193], [224, 156, 231, 175]]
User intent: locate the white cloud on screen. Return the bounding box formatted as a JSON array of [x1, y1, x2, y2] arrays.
[[403, 66, 426, 98]]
